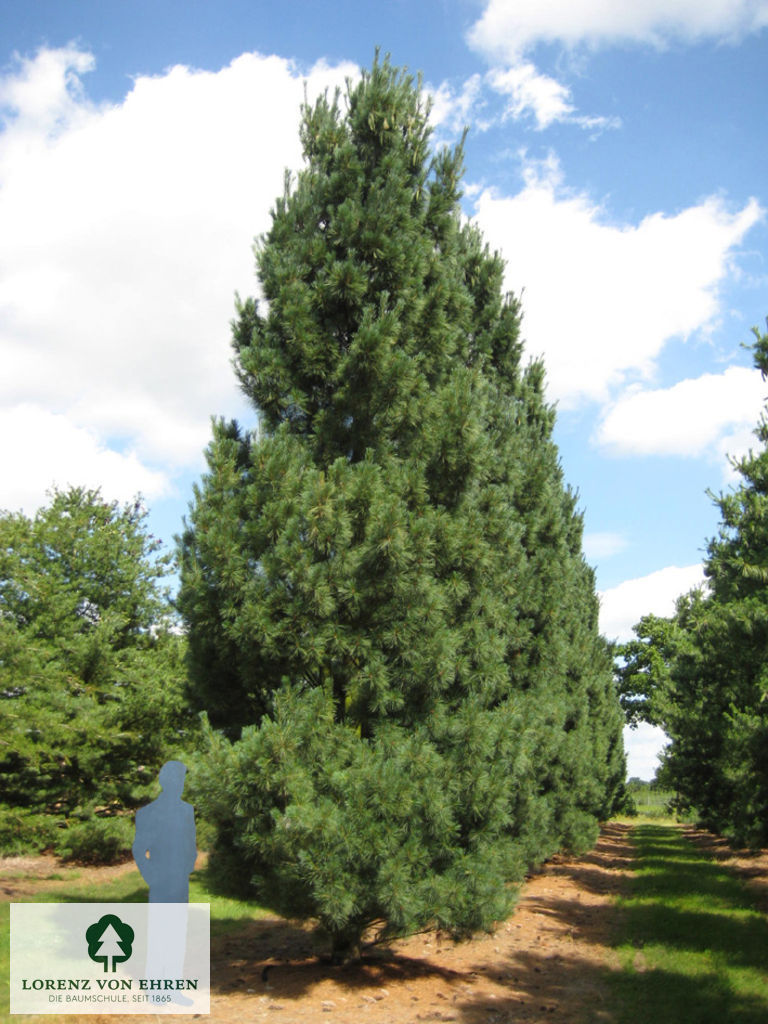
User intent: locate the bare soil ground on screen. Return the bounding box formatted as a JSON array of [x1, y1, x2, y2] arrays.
[[2, 823, 638, 1024], [197, 822, 635, 1024]]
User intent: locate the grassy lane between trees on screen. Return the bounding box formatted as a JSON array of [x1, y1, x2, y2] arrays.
[[610, 824, 768, 1024]]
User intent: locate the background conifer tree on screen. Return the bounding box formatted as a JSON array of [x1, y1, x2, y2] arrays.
[[179, 55, 625, 959], [0, 487, 190, 857]]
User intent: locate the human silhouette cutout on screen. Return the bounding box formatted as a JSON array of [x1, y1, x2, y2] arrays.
[[133, 760, 197, 903]]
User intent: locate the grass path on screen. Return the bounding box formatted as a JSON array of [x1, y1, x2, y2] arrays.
[[610, 824, 768, 1024]]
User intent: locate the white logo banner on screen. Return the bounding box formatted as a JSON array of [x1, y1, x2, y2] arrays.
[[10, 903, 210, 1015]]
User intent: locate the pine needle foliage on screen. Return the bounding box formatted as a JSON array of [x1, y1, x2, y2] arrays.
[[179, 55, 626, 960]]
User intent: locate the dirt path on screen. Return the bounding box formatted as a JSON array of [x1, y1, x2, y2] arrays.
[[196, 822, 635, 1024], [2, 824, 634, 1024]]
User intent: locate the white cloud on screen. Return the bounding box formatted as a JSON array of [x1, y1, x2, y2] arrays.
[[583, 531, 628, 560], [486, 63, 619, 132], [470, 156, 763, 405], [430, 66, 618, 136], [0, 404, 170, 514], [469, 0, 768, 62], [487, 63, 574, 130], [597, 366, 766, 460], [599, 564, 705, 643], [623, 723, 669, 781], [468, 0, 768, 136], [0, 46, 96, 134], [428, 74, 487, 135], [0, 47, 357, 512]]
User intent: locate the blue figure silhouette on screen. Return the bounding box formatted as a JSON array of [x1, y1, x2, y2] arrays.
[[133, 760, 197, 903]]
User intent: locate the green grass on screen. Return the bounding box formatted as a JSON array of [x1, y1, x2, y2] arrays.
[[611, 824, 768, 1023]]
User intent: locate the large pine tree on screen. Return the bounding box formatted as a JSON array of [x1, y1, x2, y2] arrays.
[[179, 55, 625, 958]]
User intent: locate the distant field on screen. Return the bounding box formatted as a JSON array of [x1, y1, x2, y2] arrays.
[[621, 781, 698, 823]]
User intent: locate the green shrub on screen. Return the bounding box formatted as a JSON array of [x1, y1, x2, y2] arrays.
[[622, 794, 639, 817], [56, 815, 133, 864], [0, 806, 62, 856]]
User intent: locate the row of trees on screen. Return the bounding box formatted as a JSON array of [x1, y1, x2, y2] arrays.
[[178, 56, 626, 959], [619, 325, 768, 847]]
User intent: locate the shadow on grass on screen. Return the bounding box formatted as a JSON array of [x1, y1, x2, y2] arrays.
[[607, 963, 768, 1024], [608, 825, 768, 1024], [685, 827, 768, 912], [454, 951, 768, 1024], [624, 902, 768, 971], [455, 824, 768, 1024]]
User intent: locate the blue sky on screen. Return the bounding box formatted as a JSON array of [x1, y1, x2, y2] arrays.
[[2, 1, 768, 778]]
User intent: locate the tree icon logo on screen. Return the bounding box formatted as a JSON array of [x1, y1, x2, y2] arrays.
[[85, 914, 135, 972]]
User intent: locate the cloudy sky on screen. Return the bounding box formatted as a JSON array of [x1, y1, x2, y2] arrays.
[[3, 0, 767, 777]]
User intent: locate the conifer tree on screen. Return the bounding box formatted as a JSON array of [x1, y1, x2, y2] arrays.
[[0, 487, 191, 852], [179, 55, 625, 959]]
